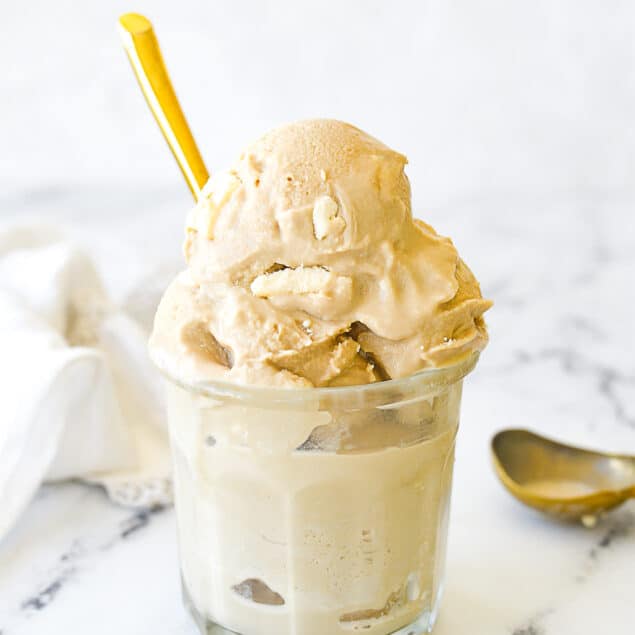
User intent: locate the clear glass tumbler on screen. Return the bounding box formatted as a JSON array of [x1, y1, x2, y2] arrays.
[[163, 353, 478, 635]]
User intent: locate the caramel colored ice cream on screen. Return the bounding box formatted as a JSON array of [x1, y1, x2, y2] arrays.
[[152, 119, 491, 635], [149, 119, 491, 387]]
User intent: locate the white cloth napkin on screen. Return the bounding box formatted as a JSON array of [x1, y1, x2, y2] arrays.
[[0, 226, 171, 540]]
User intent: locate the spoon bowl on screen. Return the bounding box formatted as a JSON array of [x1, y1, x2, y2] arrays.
[[491, 429, 635, 522]]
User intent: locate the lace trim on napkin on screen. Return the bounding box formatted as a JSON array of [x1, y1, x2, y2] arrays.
[[86, 476, 173, 508]]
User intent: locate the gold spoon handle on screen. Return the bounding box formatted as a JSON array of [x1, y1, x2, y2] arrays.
[[118, 13, 209, 200]]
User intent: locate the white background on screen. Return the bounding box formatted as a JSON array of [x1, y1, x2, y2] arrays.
[[3, 0, 634, 206]]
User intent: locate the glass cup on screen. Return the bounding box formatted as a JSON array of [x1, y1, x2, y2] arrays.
[[163, 353, 478, 635]]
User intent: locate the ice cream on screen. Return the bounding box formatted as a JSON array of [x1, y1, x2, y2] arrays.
[[150, 119, 491, 388], [168, 372, 466, 635], [151, 119, 491, 635]]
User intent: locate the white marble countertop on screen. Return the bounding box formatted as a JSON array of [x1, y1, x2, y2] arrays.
[[1, 1, 635, 633], [0, 187, 633, 635]]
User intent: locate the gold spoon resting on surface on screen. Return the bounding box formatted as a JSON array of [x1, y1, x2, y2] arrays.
[[492, 429, 635, 524], [118, 13, 209, 199]]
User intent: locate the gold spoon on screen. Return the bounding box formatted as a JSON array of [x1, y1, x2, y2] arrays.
[[492, 429, 635, 524], [118, 13, 209, 199]]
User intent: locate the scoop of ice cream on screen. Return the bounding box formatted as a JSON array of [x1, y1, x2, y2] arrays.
[[150, 119, 491, 387]]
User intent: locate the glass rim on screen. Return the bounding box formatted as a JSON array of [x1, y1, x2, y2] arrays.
[[158, 352, 479, 408]]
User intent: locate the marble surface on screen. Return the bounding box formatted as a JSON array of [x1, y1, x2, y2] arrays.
[[0, 187, 633, 635], [1, 1, 635, 633]]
